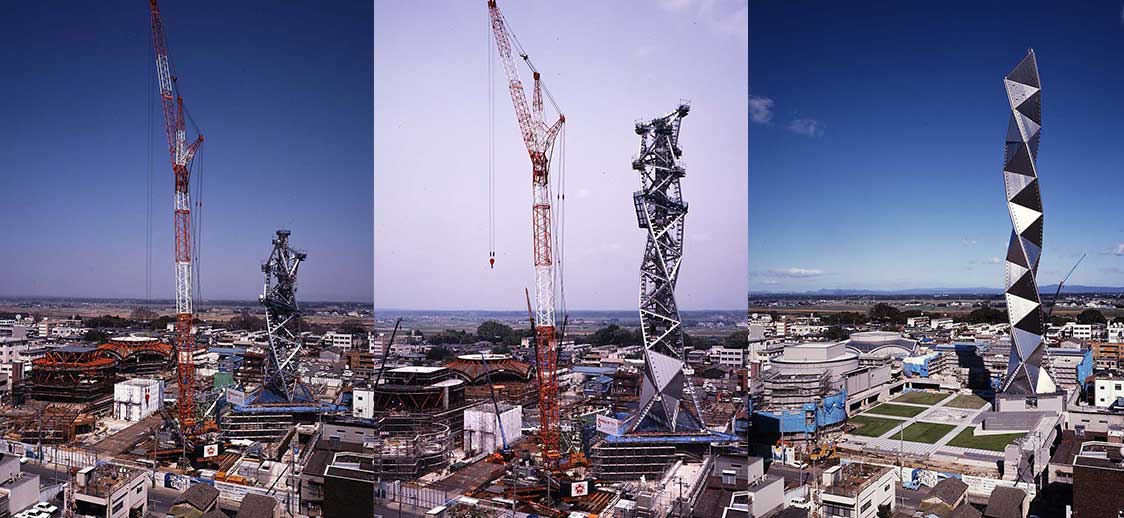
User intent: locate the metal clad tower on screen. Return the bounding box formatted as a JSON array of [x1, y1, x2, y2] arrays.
[[260, 230, 309, 402], [1000, 50, 1056, 395], [629, 104, 704, 433]]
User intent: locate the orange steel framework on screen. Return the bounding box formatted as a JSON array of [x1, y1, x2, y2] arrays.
[[488, 0, 566, 463], [149, 0, 204, 429]]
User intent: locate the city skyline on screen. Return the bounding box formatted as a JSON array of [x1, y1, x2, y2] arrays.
[[749, 1, 1124, 293]]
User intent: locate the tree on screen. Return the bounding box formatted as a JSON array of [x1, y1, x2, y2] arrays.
[[821, 312, 864, 326], [82, 315, 133, 328], [1049, 314, 1074, 326], [876, 504, 892, 518], [150, 315, 175, 331], [84, 329, 110, 344], [966, 306, 1005, 324], [337, 319, 368, 335], [823, 326, 850, 341], [723, 330, 749, 349], [129, 307, 158, 321], [228, 310, 265, 331], [588, 325, 642, 347], [868, 303, 902, 324], [426, 346, 454, 362], [477, 321, 515, 344], [1076, 309, 1107, 325]]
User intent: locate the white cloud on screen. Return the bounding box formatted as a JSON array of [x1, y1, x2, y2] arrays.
[[787, 118, 825, 137], [961, 239, 978, 247], [767, 267, 827, 278], [748, 96, 774, 124], [1106, 242, 1124, 255], [987, 256, 1001, 264]]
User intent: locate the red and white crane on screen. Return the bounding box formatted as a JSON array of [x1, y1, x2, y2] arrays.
[[149, 0, 203, 429], [487, 0, 565, 464]]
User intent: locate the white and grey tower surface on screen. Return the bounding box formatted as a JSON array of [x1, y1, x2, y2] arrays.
[[628, 104, 705, 433], [999, 50, 1057, 396], [259, 229, 312, 403]]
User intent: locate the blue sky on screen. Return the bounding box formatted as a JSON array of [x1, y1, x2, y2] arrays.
[[374, 1, 748, 310], [749, 1, 1124, 292], [0, 1, 373, 302]]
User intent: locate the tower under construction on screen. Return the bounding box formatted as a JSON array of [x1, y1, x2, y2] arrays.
[[225, 230, 341, 441], [629, 104, 704, 434], [590, 105, 739, 482]]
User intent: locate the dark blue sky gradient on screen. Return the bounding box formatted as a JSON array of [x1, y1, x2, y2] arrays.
[[749, 1, 1124, 291], [0, 1, 373, 302]]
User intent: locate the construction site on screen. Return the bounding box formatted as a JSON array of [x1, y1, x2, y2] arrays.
[[0, 2, 746, 517]]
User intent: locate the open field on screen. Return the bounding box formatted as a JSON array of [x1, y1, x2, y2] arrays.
[[893, 391, 950, 406], [848, 415, 904, 437], [946, 427, 1024, 451], [898, 422, 957, 444], [865, 403, 926, 418], [945, 394, 989, 409]]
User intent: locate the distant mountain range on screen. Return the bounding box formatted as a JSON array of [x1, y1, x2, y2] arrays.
[[750, 285, 1124, 296]]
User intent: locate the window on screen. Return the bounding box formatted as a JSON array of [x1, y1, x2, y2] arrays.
[[861, 500, 872, 512]]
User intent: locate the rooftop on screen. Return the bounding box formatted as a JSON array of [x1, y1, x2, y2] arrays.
[[822, 463, 892, 498], [389, 366, 444, 374]]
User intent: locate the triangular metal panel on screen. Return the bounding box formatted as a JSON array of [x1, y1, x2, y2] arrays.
[[1010, 204, 1041, 236]]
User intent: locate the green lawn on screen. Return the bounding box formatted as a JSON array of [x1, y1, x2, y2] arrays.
[[892, 391, 951, 406], [897, 422, 957, 444], [946, 427, 1024, 451], [865, 403, 926, 418], [848, 415, 905, 437], [945, 394, 989, 409]]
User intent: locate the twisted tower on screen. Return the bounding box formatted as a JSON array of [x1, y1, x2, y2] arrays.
[[1000, 50, 1056, 395], [629, 104, 704, 433], [260, 230, 309, 402]]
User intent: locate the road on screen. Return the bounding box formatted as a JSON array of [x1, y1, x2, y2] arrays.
[[20, 460, 179, 517]]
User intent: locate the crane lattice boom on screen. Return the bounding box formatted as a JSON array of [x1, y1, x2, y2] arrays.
[[149, 0, 204, 429], [487, 0, 565, 462]]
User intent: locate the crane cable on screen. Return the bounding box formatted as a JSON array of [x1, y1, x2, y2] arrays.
[[488, 16, 497, 269], [146, 34, 155, 307]]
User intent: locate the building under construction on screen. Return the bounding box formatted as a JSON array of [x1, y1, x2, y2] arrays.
[[445, 353, 537, 406], [297, 418, 451, 517], [25, 337, 174, 407], [352, 366, 474, 448]]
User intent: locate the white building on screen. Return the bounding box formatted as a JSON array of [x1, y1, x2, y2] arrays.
[[1094, 378, 1124, 408], [716, 347, 747, 368], [1109, 321, 1124, 344], [113, 379, 165, 422], [0, 338, 30, 363], [74, 464, 151, 518], [819, 464, 895, 518], [1061, 322, 1094, 341], [906, 316, 930, 328], [930, 318, 955, 330], [463, 403, 522, 456], [0, 454, 39, 517], [323, 332, 355, 351]]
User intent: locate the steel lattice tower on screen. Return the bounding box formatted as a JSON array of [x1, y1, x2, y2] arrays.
[[1000, 50, 1056, 396], [629, 104, 705, 433], [260, 230, 309, 402]]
